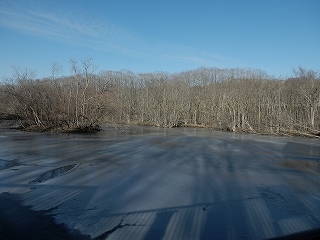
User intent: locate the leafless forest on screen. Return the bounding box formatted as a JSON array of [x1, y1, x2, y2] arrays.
[[0, 58, 319, 137]]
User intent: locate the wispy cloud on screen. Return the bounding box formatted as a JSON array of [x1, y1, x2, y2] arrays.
[[0, 0, 227, 69], [0, 1, 130, 49], [156, 41, 229, 67]]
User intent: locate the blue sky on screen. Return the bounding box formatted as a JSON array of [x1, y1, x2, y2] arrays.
[[0, 0, 319, 80]]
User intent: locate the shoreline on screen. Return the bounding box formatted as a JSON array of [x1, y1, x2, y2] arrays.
[[1, 118, 320, 138]]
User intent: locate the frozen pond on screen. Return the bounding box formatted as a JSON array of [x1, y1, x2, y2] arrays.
[[1, 125, 320, 239]]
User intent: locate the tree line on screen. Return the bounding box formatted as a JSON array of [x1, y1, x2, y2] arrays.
[[0, 58, 319, 137]]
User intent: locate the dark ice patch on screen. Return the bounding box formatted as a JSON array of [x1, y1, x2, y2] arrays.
[[0, 159, 19, 171], [0, 159, 12, 169], [0, 192, 88, 240], [29, 164, 79, 184], [283, 142, 320, 160]]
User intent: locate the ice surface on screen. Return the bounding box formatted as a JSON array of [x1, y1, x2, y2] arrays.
[[0, 159, 11, 169], [29, 164, 79, 183], [0, 125, 320, 239]]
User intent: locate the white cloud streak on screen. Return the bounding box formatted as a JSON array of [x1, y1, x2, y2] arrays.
[[0, 0, 225, 68], [0, 1, 128, 48]]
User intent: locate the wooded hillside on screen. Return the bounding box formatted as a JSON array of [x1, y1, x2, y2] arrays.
[[1, 59, 319, 137]]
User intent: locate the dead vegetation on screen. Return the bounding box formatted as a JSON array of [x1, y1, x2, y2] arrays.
[[0, 60, 319, 136]]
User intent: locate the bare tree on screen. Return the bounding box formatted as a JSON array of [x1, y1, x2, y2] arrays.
[[2, 62, 319, 136], [50, 62, 63, 80]]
